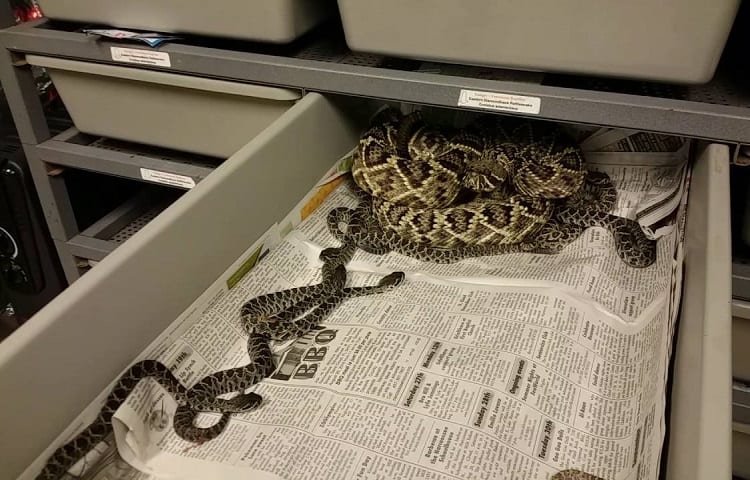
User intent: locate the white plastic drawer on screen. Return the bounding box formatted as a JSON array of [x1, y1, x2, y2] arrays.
[[26, 55, 303, 158], [0, 92, 369, 479], [0, 120, 731, 479], [337, 0, 740, 83], [37, 0, 336, 44], [665, 143, 732, 479]]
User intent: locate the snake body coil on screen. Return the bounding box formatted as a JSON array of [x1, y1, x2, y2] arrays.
[[349, 108, 657, 267]]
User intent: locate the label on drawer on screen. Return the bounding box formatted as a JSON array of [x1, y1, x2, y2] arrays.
[[457, 89, 541, 114], [111, 47, 171, 67], [140, 168, 195, 189]]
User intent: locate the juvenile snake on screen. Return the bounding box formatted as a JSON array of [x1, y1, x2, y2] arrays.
[[36, 202, 405, 480]]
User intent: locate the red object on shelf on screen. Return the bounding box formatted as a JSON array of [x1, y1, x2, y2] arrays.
[[14, 4, 43, 23]]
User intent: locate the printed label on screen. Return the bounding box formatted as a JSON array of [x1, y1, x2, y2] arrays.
[[457, 89, 541, 115], [111, 47, 171, 67], [140, 168, 196, 189]]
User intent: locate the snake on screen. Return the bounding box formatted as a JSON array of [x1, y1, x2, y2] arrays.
[[34, 360, 262, 480], [36, 200, 405, 480], [349, 108, 657, 267]]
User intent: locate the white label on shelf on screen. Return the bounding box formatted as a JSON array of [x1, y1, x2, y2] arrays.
[[111, 47, 171, 67], [140, 168, 196, 189], [457, 89, 541, 115]]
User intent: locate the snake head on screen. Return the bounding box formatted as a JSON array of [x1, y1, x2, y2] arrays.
[[380, 271, 406, 288], [225, 392, 264, 413], [369, 106, 403, 127], [319, 247, 341, 262]]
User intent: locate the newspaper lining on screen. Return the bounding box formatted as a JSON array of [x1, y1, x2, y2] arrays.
[[45, 135, 690, 480]]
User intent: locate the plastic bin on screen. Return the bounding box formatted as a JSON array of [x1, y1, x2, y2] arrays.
[[36, 0, 336, 43], [0, 92, 374, 479], [0, 98, 733, 479], [27, 55, 303, 158], [336, 0, 741, 83]]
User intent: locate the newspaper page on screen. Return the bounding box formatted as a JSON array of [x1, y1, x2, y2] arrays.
[[43, 140, 690, 480]]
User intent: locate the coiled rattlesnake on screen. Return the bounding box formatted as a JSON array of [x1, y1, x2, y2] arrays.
[[349, 108, 656, 267]]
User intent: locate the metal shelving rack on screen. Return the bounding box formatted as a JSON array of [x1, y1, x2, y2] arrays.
[[40, 128, 218, 186], [67, 188, 181, 262], [0, 17, 749, 282]]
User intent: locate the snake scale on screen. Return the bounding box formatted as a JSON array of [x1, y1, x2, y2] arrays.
[[37, 109, 650, 480]]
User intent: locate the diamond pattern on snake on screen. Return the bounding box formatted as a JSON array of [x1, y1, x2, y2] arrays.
[[345, 107, 657, 267], [35, 108, 650, 480]]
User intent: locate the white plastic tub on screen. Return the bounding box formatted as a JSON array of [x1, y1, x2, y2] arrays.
[[337, 0, 741, 83], [37, 0, 336, 44], [0, 101, 732, 479], [27, 55, 303, 158]]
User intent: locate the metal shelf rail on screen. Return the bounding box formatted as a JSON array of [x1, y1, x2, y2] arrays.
[[2, 19, 750, 143], [1, 18, 750, 281], [67, 188, 179, 262], [39, 128, 219, 186], [0, 21, 229, 281]]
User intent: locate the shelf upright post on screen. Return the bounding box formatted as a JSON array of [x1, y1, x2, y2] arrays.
[[0, 10, 83, 282], [0, 0, 12, 28]]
